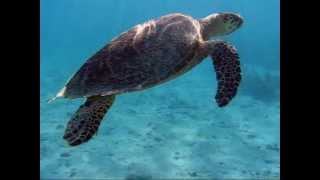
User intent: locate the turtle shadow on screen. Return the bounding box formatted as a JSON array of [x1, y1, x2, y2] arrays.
[[239, 66, 279, 104]]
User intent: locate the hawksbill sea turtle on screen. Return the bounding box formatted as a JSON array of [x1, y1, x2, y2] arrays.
[[50, 12, 244, 146]]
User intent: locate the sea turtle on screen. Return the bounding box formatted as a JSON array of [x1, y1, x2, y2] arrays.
[[51, 12, 244, 146]]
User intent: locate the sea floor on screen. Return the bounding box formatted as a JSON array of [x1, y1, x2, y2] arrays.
[[40, 60, 280, 179]]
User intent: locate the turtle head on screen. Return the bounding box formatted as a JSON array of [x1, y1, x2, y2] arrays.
[[200, 12, 243, 39]]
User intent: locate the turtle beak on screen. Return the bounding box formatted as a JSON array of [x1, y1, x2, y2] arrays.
[[223, 13, 244, 34], [220, 12, 244, 31], [234, 14, 244, 28]]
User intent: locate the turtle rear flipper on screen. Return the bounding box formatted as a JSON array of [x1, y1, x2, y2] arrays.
[[63, 95, 115, 146], [205, 41, 242, 107]]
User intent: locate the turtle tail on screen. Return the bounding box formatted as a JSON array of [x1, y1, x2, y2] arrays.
[[63, 95, 116, 146]]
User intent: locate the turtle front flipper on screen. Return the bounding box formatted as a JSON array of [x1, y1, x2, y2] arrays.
[[204, 40, 242, 107], [63, 95, 115, 146]]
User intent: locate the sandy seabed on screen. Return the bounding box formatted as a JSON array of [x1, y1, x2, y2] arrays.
[[40, 61, 280, 179]]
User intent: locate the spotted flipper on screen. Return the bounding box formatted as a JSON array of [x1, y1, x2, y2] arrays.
[[210, 41, 241, 107], [63, 95, 115, 146]]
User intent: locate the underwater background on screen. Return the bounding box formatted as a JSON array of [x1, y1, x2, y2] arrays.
[[40, 0, 280, 179]]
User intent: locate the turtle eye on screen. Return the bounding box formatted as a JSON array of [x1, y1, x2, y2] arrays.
[[229, 14, 243, 27], [221, 14, 242, 24], [221, 14, 243, 33]]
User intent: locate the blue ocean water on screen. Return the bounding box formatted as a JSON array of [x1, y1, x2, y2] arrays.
[[40, 0, 280, 179]]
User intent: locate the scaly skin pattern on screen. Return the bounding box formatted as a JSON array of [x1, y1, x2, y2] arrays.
[[63, 95, 115, 146], [63, 13, 205, 99], [210, 41, 241, 107]]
